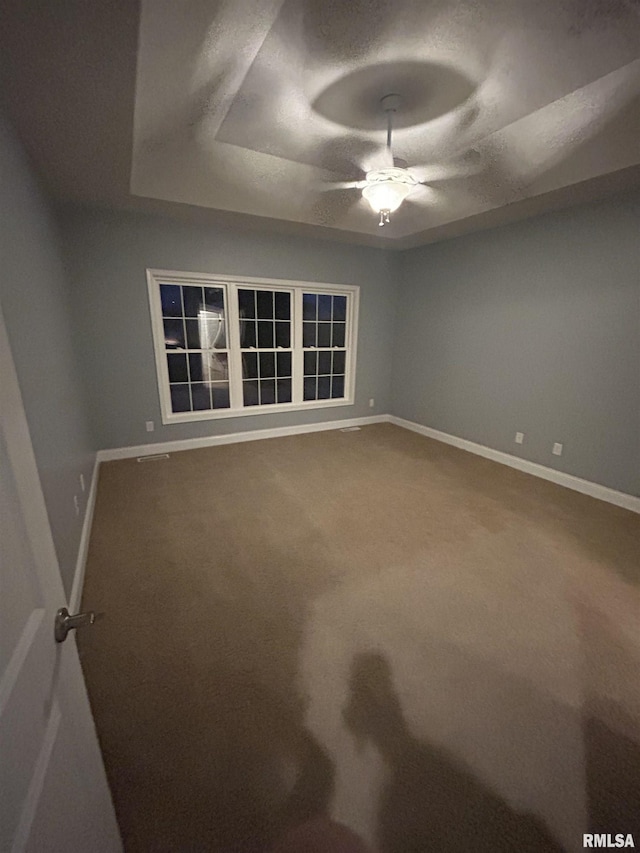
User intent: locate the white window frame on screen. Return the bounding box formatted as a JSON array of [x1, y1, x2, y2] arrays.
[[147, 269, 360, 424]]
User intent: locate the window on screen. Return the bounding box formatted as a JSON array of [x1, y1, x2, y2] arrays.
[[147, 270, 359, 423]]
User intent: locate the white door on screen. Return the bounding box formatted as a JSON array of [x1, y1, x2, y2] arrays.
[[0, 304, 122, 853]]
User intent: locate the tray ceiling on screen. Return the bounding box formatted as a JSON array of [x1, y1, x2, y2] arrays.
[[2, 0, 640, 247]]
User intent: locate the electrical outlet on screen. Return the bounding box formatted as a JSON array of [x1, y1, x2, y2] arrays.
[[552, 442, 563, 456], [515, 432, 524, 445], [146, 420, 155, 432], [80, 473, 85, 492], [73, 495, 80, 516], [368, 398, 375, 408]]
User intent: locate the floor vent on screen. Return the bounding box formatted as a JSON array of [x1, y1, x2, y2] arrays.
[[340, 426, 361, 432], [136, 453, 170, 462]]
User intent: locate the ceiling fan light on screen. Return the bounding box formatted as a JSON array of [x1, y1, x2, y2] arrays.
[[362, 180, 412, 214]]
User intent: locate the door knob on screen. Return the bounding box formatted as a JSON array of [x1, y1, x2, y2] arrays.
[[54, 607, 95, 643]]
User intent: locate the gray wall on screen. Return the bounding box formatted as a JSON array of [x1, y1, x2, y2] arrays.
[[392, 193, 640, 496], [59, 205, 397, 450], [0, 112, 96, 596]]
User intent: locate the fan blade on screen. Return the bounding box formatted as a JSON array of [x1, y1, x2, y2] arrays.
[[318, 180, 363, 191], [410, 153, 483, 184]]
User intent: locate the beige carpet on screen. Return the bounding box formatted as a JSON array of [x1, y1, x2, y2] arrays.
[[78, 423, 640, 852]]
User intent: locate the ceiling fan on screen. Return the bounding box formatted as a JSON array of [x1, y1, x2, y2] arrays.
[[321, 94, 478, 227]]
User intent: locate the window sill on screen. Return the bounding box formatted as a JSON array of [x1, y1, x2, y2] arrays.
[[160, 396, 355, 425]]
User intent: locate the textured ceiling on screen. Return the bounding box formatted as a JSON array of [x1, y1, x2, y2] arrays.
[[2, 0, 640, 247]]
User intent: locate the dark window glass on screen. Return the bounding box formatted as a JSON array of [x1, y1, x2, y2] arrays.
[[164, 318, 185, 349], [182, 286, 204, 318], [317, 323, 331, 347], [257, 321, 274, 348], [303, 377, 316, 401], [257, 290, 274, 319], [318, 294, 332, 321], [161, 284, 182, 317], [243, 381, 259, 407], [277, 351, 291, 377], [318, 351, 331, 375], [333, 323, 346, 348], [185, 319, 201, 349], [212, 384, 231, 409], [260, 379, 276, 405], [317, 376, 331, 399], [191, 383, 212, 410], [170, 384, 191, 413], [189, 353, 203, 382], [303, 293, 317, 320], [204, 352, 228, 382], [333, 350, 346, 374], [333, 296, 347, 321], [275, 322, 290, 348], [259, 352, 275, 378], [331, 375, 345, 398], [204, 287, 224, 312], [238, 289, 256, 319], [243, 352, 258, 379], [167, 353, 188, 383], [275, 291, 290, 320], [303, 323, 316, 348], [304, 351, 316, 375], [240, 320, 256, 348], [277, 379, 292, 403]]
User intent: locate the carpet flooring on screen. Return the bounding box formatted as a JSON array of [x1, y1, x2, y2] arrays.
[[78, 423, 640, 852]]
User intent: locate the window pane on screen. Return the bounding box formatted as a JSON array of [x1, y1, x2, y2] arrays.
[[189, 353, 203, 382], [318, 351, 331, 375], [164, 318, 185, 349], [317, 323, 331, 347], [167, 353, 188, 383], [191, 383, 212, 410], [202, 352, 228, 382], [257, 321, 274, 348], [211, 383, 230, 409], [182, 286, 204, 317], [186, 318, 201, 349], [170, 384, 190, 412], [243, 352, 258, 379], [331, 375, 345, 398], [277, 379, 292, 403], [318, 294, 332, 321], [161, 284, 182, 317], [238, 289, 256, 319], [275, 291, 290, 320], [332, 323, 346, 347], [240, 320, 256, 348], [318, 376, 331, 399], [275, 322, 290, 348], [256, 290, 274, 319], [277, 351, 291, 377], [243, 380, 259, 407], [303, 323, 316, 348], [303, 293, 317, 320], [204, 288, 224, 312], [260, 379, 276, 405], [303, 377, 316, 401], [304, 351, 317, 376], [333, 350, 346, 374], [199, 310, 226, 349], [333, 295, 347, 322], [259, 352, 275, 378]]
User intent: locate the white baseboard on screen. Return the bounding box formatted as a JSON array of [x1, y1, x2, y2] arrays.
[[68, 454, 101, 613], [96, 415, 390, 463], [388, 415, 640, 514]]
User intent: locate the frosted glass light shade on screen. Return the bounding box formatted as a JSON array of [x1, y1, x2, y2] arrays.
[[362, 180, 412, 213]]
